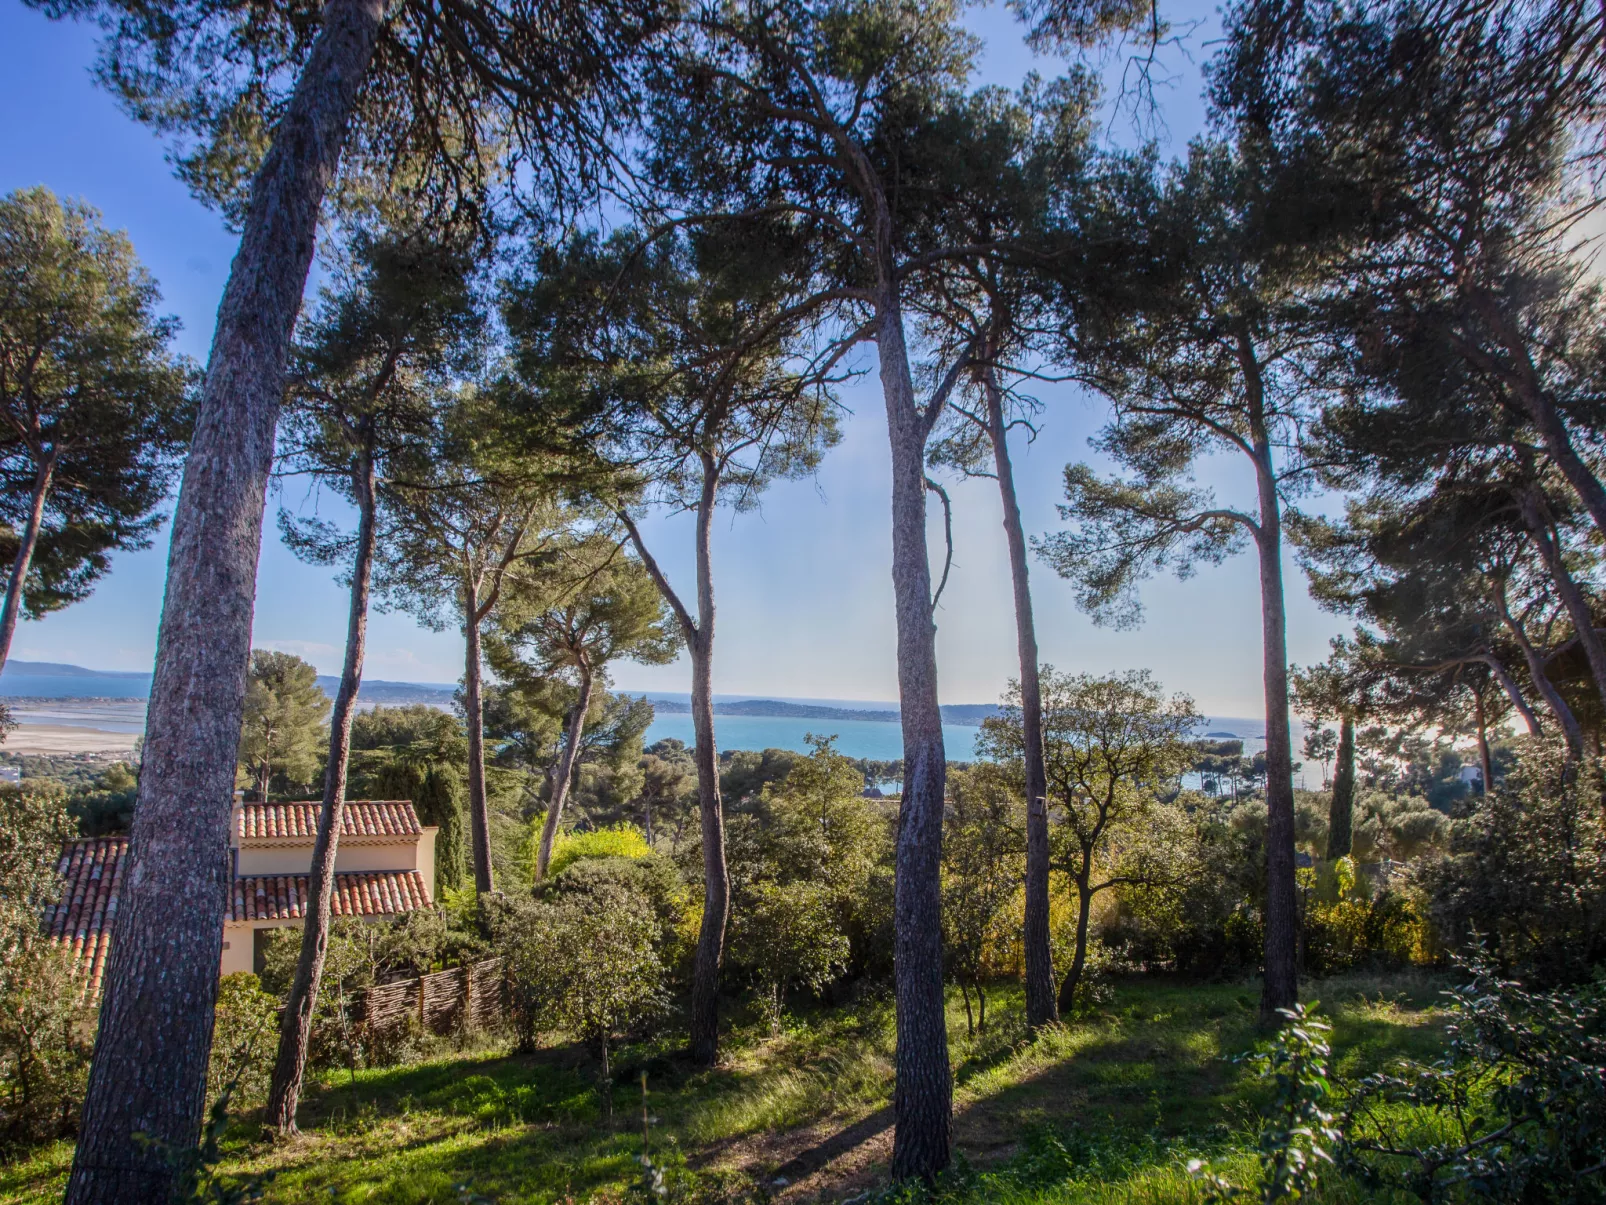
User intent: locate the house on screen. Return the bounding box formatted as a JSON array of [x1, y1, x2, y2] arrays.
[[46, 799, 437, 995]]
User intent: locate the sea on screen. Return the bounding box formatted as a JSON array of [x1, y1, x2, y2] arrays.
[[0, 661, 1291, 766], [640, 713, 987, 762]]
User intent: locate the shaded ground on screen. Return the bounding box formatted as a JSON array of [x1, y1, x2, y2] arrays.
[[0, 972, 1450, 1204]]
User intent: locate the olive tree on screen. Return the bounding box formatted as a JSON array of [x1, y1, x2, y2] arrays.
[[981, 669, 1197, 1011]]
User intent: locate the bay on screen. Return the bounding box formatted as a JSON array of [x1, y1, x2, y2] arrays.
[[643, 714, 985, 761]]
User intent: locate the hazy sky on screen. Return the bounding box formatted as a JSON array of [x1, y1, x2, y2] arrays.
[[0, 1, 1353, 715]]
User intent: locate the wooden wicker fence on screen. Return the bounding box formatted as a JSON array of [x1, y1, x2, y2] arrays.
[[360, 957, 505, 1035]]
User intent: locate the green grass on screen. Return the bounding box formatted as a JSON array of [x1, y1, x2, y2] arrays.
[[0, 972, 1454, 1204]]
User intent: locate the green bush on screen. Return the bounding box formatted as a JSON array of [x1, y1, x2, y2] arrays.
[[207, 973, 280, 1108], [1419, 742, 1606, 985], [1340, 957, 1606, 1202], [0, 945, 95, 1151], [548, 823, 652, 878]]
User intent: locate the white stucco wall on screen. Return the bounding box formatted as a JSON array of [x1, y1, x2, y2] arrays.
[[236, 838, 422, 877]]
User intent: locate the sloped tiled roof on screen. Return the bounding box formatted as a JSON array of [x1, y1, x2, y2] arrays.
[[45, 837, 126, 999], [230, 869, 431, 922], [46, 838, 432, 998], [236, 799, 422, 842]]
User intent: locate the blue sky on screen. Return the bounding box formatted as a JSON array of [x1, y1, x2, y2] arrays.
[[0, 0, 1352, 715]]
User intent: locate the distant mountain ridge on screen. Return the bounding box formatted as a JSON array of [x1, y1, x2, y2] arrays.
[[5, 660, 147, 679], [1, 659, 457, 707]]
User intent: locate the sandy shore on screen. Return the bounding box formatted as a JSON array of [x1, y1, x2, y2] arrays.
[[4, 723, 141, 754]]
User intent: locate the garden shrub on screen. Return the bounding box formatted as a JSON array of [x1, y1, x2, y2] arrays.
[[1419, 743, 1606, 986], [206, 973, 280, 1108], [548, 822, 652, 878], [0, 945, 95, 1150], [1340, 956, 1606, 1202]]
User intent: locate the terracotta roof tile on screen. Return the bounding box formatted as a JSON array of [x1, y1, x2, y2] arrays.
[[236, 800, 422, 842], [46, 839, 431, 999], [230, 869, 432, 922], [44, 837, 126, 999]]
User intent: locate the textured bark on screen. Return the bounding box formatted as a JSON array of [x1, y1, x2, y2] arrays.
[[982, 368, 1056, 1029], [1327, 716, 1355, 859], [686, 462, 729, 1066], [1057, 885, 1094, 1014], [535, 665, 594, 880], [1483, 653, 1541, 735], [462, 587, 495, 895], [877, 292, 952, 1182], [0, 455, 53, 672], [1519, 491, 1606, 715], [265, 452, 376, 1134], [65, 1, 383, 1197], [1251, 440, 1298, 1024], [1496, 580, 1584, 756], [621, 457, 729, 1066]]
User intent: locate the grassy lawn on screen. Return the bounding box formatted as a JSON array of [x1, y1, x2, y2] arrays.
[[0, 972, 1452, 1204]]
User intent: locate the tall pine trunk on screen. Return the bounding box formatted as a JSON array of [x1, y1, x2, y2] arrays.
[[463, 589, 495, 895], [1327, 716, 1355, 859], [0, 455, 53, 671], [981, 367, 1055, 1029], [1519, 491, 1606, 715], [265, 451, 376, 1133], [1480, 297, 1606, 538], [687, 461, 729, 1066], [1496, 580, 1584, 756], [619, 464, 729, 1066], [876, 291, 952, 1183], [1251, 440, 1298, 1024], [1483, 653, 1541, 735], [66, 1, 383, 1198], [535, 665, 594, 879]]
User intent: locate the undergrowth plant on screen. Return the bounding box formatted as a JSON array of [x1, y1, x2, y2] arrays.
[[1190, 1004, 1340, 1202], [1339, 956, 1606, 1202]]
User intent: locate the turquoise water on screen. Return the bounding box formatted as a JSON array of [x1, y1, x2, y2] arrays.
[[643, 714, 986, 761]]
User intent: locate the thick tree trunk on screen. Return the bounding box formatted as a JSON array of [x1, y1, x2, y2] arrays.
[[1519, 492, 1606, 715], [1482, 653, 1541, 735], [1253, 454, 1299, 1025], [535, 665, 594, 880], [1327, 716, 1355, 859], [265, 453, 376, 1134], [1056, 882, 1094, 1015], [982, 368, 1056, 1029], [463, 594, 495, 895], [687, 465, 729, 1066], [0, 455, 53, 672], [876, 293, 952, 1183], [1496, 582, 1584, 756], [65, 2, 383, 1198]]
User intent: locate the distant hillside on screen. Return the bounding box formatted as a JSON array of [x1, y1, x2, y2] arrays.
[[316, 677, 457, 706], [646, 697, 998, 726], [3, 660, 148, 680], [1, 659, 458, 707]]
